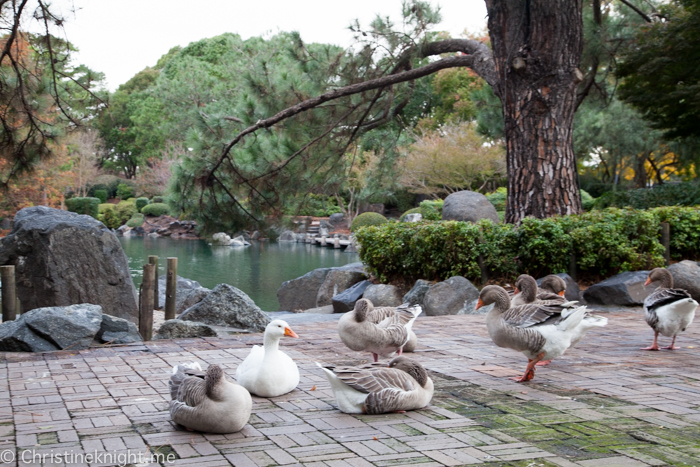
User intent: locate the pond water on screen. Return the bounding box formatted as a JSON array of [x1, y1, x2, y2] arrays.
[[118, 236, 360, 311]]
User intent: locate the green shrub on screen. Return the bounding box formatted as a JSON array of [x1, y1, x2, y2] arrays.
[[594, 181, 700, 209], [135, 197, 150, 212], [115, 201, 137, 225], [152, 195, 165, 204], [65, 197, 100, 219], [350, 212, 388, 232], [651, 206, 700, 260], [98, 203, 114, 213], [399, 207, 421, 221], [516, 217, 572, 276], [101, 208, 120, 229], [116, 183, 134, 200], [94, 189, 108, 204], [126, 213, 144, 228], [298, 194, 342, 217], [580, 189, 596, 211], [486, 187, 507, 211], [419, 199, 444, 220], [141, 203, 170, 217]]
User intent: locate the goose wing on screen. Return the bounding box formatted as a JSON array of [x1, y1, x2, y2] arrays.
[[502, 302, 565, 328], [331, 364, 415, 394], [644, 288, 692, 312]]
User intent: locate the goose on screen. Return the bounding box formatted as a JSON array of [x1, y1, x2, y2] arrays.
[[477, 285, 589, 382], [235, 319, 300, 397], [539, 275, 567, 298], [510, 274, 566, 307], [317, 356, 433, 414], [369, 305, 418, 353], [169, 362, 252, 433], [338, 299, 421, 362], [641, 268, 698, 351]]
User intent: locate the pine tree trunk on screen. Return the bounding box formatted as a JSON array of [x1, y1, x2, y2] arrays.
[[486, 0, 584, 223]]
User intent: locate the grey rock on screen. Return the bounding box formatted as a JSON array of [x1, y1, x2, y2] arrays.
[[583, 271, 651, 306], [423, 276, 480, 316], [316, 269, 367, 307], [133, 226, 145, 235], [250, 230, 261, 240], [278, 230, 297, 242], [154, 319, 217, 340], [0, 319, 59, 352], [0, 206, 138, 321], [362, 284, 403, 307], [332, 280, 372, 313], [345, 237, 360, 253], [319, 227, 329, 237], [24, 304, 103, 350], [403, 279, 432, 306], [320, 220, 334, 231], [668, 261, 700, 302], [329, 213, 346, 227], [0, 218, 11, 230], [277, 268, 334, 311], [157, 275, 210, 313], [179, 284, 270, 332], [404, 213, 423, 222], [536, 273, 580, 302], [441, 190, 500, 224], [98, 314, 141, 344]]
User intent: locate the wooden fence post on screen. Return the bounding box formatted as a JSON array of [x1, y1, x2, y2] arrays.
[[165, 257, 178, 321], [149, 255, 159, 309], [139, 263, 155, 341], [661, 222, 670, 266], [1, 265, 16, 322]]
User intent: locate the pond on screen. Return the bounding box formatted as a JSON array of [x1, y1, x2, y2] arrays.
[[118, 236, 360, 311]]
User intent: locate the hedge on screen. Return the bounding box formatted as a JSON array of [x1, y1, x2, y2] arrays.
[[595, 181, 700, 209], [65, 197, 100, 219], [350, 212, 388, 232], [135, 197, 150, 212], [142, 203, 170, 217], [355, 206, 697, 284]]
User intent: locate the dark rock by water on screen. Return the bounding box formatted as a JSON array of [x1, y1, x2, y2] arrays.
[[178, 283, 270, 332], [0, 206, 138, 321], [316, 269, 367, 307], [424, 276, 480, 316], [157, 275, 210, 313], [277, 267, 334, 311], [362, 284, 403, 307], [441, 190, 500, 224], [582, 271, 651, 306], [403, 279, 432, 306], [98, 314, 142, 344], [154, 319, 217, 339], [332, 280, 372, 313], [668, 261, 700, 302]]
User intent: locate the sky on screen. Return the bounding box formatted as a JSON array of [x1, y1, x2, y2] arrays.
[[48, 0, 488, 91]]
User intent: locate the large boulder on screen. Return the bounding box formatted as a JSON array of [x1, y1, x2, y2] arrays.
[[278, 230, 297, 242], [154, 319, 217, 340], [332, 280, 372, 313], [582, 271, 651, 306], [157, 275, 210, 314], [441, 191, 500, 224], [403, 279, 432, 306], [423, 276, 480, 316], [0, 207, 138, 321], [329, 213, 346, 227], [97, 314, 142, 344], [362, 284, 403, 307], [536, 273, 580, 302], [277, 268, 334, 311], [316, 269, 367, 307], [0, 319, 59, 352], [178, 284, 270, 332], [668, 261, 700, 302]]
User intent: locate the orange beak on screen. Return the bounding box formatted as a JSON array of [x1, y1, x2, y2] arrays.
[[558, 291, 565, 297], [644, 277, 652, 286], [475, 298, 484, 310], [514, 287, 520, 295], [284, 327, 299, 338]]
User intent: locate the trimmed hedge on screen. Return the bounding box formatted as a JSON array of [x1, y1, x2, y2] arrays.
[[65, 197, 100, 219], [126, 213, 144, 228], [355, 206, 697, 283], [135, 197, 150, 212], [595, 182, 700, 209], [350, 212, 388, 232], [94, 189, 108, 204], [142, 203, 170, 217]]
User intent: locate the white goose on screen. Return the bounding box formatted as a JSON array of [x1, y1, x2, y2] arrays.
[[338, 299, 421, 362], [317, 356, 433, 414], [477, 285, 590, 382], [169, 362, 252, 433], [236, 319, 300, 397], [641, 268, 698, 351]]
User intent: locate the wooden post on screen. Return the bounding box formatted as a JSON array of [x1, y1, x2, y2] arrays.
[[1, 265, 17, 322], [139, 263, 155, 341], [165, 257, 178, 321], [149, 255, 159, 309], [568, 250, 577, 281], [661, 222, 670, 266]]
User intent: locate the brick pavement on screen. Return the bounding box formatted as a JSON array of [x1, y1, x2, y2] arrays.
[[1, 311, 699, 466]]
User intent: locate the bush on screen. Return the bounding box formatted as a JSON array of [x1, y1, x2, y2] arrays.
[[115, 201, 137, 225], [350, 212, 388, 232], [101, 208, 120, 229], [399, 207, 421, 221], [65, 197, 100, 219], [141, 203, 170, 217], [651, 206, 700, 260], [135, 197, 150, 212], [126, 213, 144, 228], [297, 194, 342, 217], [594, 181, 700, 209], [116, 183, 134, 200], [419, 199, 444, 220], [486, 187, 507, 211], [94, 189, 108, 204], [152, 195, 165, 203], [580, 189, 596, 211]]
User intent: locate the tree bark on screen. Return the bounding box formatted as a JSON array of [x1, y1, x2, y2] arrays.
[[486, 0, 584, 223]]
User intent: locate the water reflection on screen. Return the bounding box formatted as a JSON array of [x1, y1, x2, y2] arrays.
[[118, 237, 359, 311]]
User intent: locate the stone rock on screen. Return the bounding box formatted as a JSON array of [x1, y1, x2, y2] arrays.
[[154, 319, 217, 340], [179, 284, 270, 332], [0, 218, 11, 230], [277, 268, 334, 311], [133, 226, 145, 235], [403, 279, 432, 306], [423, 276, 480, 316], [362, 284, 403, 307], [319, 227, 329, 237], [98, 314, 142, 344], [278, 230, 297, 242], [157, 275, 206, 312], [668, 261, 700, 302], [536, 273, 580, 302], [0, 319, 58, 352], [329, 213, 346, 227], [582, 271, 651, 306], [23, 304, 103, 350], [441, 190, 500, 224], [344, 237, 360, 253], [316, 269, 367, 307], [176, 287, 211, 315], [404, 213, 423, 222], [332, 280, 372, 313], [250, 230, 261, 240], [116, 225, 131, 235], [0, 206, 138, 321]]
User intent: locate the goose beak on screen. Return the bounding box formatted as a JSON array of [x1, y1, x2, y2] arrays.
[[558, 291, 565, 297], [644, 277, 652, 286], [514, 288, 520, 295], [284, 327, 299, 338], [475, 298, 484, 310]]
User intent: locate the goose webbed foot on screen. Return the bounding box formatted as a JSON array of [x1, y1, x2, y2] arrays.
[[641, 332, 660, 351], [535, 360, 552, 366], [511, 353, 544, 382], [372, 353, 379, 363], [662, 336, 680, 350]]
